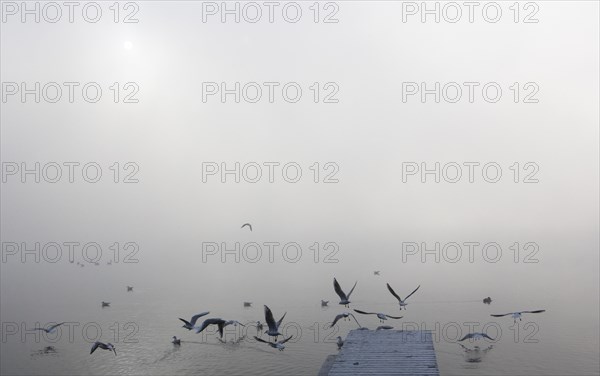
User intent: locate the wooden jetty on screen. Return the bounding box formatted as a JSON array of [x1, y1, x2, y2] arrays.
[[319, 330, 439, 375]]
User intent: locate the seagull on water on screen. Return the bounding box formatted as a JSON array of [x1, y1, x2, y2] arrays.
[[101, 302, 110, 307], [90, 342, 116, 356], [254, 335, 293, 351], [354, 309, 403, 323], [336, 336, 344, 349], [376, 325, 394, 330], [241, 223, 252, 231], [459, 332, 495, 341], [195, 318, 244, 338], [179, 312, 210, 330], [386, 283, 420, 310], [264, 305, 286, 341], [328, 312, 361, 328], [333, 278, 357, 307], [491, 310, 546, 323], [172, 336, 181, 345], [31, 323, 65, 333]]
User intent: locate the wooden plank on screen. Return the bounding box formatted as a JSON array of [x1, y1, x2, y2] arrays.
[[324, 330, 439, 376]]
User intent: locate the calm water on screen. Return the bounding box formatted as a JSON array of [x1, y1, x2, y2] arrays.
[[1, 249, 599, 376]]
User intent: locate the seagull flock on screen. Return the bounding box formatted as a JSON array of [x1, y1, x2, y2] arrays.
[[33, 224, 546, 363]]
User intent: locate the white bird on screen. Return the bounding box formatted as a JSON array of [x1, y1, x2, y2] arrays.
[[172, 336, 181, 345], [376, 325, 394, 330], [459, 332, 495, 341], [31, 323, 65, 333], [321, 300, 329, 307], [491, 310, 546, 323], [354, 309, 403, 323], [386, 283, 420, 310], [264, 305, 286, 341], [179, 312, 210, 330], [336, 336, 344, 349], [241, 223, 252, 231], [333, 278, 357, 307], [329, 312, 361, 328], [254, 335, 293, 351], [90, 342, 116, 356]]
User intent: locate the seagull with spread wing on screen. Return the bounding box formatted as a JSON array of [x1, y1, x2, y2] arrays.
[[333, 278, 357, 307], [90, 342, 116, 356], [328, 312, 361, 328], [354, 309, 403, 323], [491, 310, 546, 323], [31, 322, 65, 334], [179, 312, 210, 330], [241, 223, 252, 231], [195, 318, 244, 338], [459, 332, 495, 341], [263, 305, 286, 342], [386, 283, 420, 310], [254, 335, 293, 351]]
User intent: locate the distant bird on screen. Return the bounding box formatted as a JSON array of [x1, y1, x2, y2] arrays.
[[31, 322, 65, 333], [43, 346, 57, 354], [491, 310, 545, 323], [101, 302, 110, 307], [94, 262, 99, 266], [376, 325, 394, 330], [253, 321, 264, 332], [321, 300, 329, 307], [179, 312, 210, 330], [69, 260, 74, 264], [333, 278, 357, 307], [373, 271, 380, 276], [354, 309, 403, 323], [172, 336, 181, 345], [195, 319, 244, 338], [329, 312, 361, 328], [336, 336, 344, 349], [386, 283, 420, 310], [264, 305, 286, 341], [126, 286, 133, 292], [107, 261, 112, 265], [90, 342, 116, 356], [243, 302, 252, 307], [241, 223, 252, 231], [459, 332, 495, 341], [254, 335, 293, 351], [483, 297, 492, 304]]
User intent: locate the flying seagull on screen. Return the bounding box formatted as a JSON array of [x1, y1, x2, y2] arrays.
[[31, 322, 65, 333], [172, 336, 181, 346], [321, 300, 329, 307], [179, 312, 210, 330], [127, 286, 133, 292], [387, 283, 420, 310], [241, 223, 252, 231], [336, 336, 344, 349], [459, 332, 495, 341], [254, 335, 293, 351], [328, 312, 361, 328], [90, 342, 116, 356], [243, 302, 252, 307], [333, 278, 358, 307], [483, 297, 492, 304], [195, 319, 244, 338], [491, 310, 545, 323], [101, 302, 110, 308], [354, 309, 403, 323], [376, 325, 394, 330], [264, 305, 287, 341], [373, 271, 380, 276], [459, 343, 493, 353]]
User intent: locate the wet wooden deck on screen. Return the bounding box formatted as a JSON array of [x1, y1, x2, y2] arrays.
[[319, 330, 439, 375]]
